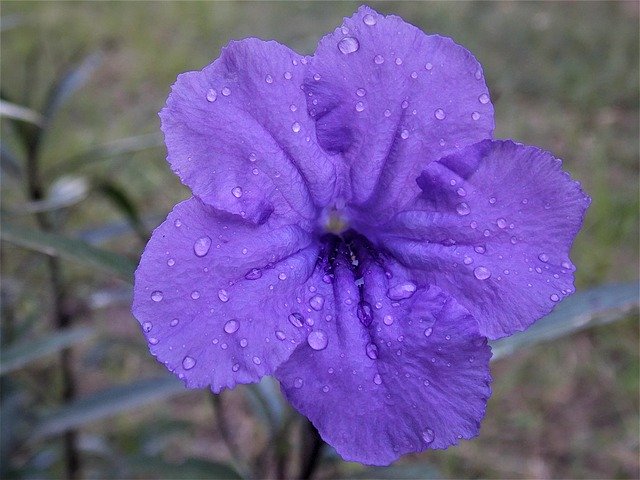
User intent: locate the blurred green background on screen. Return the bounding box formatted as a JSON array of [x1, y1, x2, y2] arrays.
[[1, 1, 638, 479]]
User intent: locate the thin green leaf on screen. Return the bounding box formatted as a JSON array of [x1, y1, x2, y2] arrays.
[[125, 456, 242, 480], [42, 52, 102, 124], [94, 180, 149, 241], [0, 326, 95, 375], [32, 377, 188, 440], [0, 220, 136, 282], [0, 143, 22, 178], [491, 281, 639, 361], [0, 99, 43, 125], [52, 133, 163, 175]]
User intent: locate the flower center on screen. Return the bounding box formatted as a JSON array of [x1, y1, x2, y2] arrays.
[[321, 205, 350, 236]]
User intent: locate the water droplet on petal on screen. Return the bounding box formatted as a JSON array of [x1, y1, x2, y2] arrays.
[[463, 256, 473, 265], [434, 108, 446, 120], [275, 330, 286, 340], [170, 318, 179, 327], [474, 266, 491, 280], [182, 356, 196, 370], [387, 282, 417, 300], [232, 363, 240, 372], [395, 57, 402, 65], [366, 342, 379, 359], [363, 13, 376, 25], [265, 74, 273, 84], [538, 253, 549, 263], [245, 268, 262, 280], [278, 272, 287, 281], [307, 330, 328, 350], [357, 301, 373, 326], [456, 202, 470, 216], [400, 129, 409, 139], [338, 37, 359, 54], [383, 314, 394, 326], [411, 71, 418, 79], [224, 319, 239, 334], [291, 122, 301, 133], [497, 218, 507, 229], [194, 236, 212, 257], [142, 321, 153, 332], [252, 356, 261, 365], [373, 373, 382, 385], [167, 258, 175, 266], [231, 186, 243, 198], [374, 54, 384, 64], [309, 294, 325, 311], [383, 109, 391, 117], [149, 337, 158, 345], [151, 291, 163, 302], [294, 377, 303, 388], [221, 87, 231, 96], [424, 327, 433, 337], [474, 245, 486, 254], [288, 312, 304, 328], [479, 93, 490, 104], [355, 101, 365, 112], [190, 290, 200, 300], [240, 338, 248, 348], [472, 111, 480, 121], [356, 88, 366, 97], [422, 428, 435, 444], [550, 293, 560, 302], [218, 289, 229, 302], [206, 89, 217, 102], [561, 261, 572, 269]]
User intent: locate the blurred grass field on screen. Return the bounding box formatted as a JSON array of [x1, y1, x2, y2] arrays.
[[1, 1, 638, 479]]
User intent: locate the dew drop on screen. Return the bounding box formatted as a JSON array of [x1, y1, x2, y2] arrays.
[[434, 108, 446, 120], [463, 256, 473, 265], [338, 37, 360, 54], [288, 312, 304, 328], [561, 261, 572, 269], [387, 282, 417, 301], [474, 245, 486, 254], [182, 356, 196, 370], [357, 301, 373, 326], [356, 88, 366, 97], [170, 318, 179, 327], [383, 109, 391, 117], [174, 219, 182, 227], [510, 236, 518, 245], [231, 186, 243, 198], [550, 293, 560, 302], [456, 187, 466, 197], [363, 13, 376, 25], [252, 356, 261, 365], [239, 338, 248, 348], [149, 337, 158, 345], [425, 62, 433, 71], [284, 71, 292, 80], [479, 93, 490, 104], [245, 268, 262, 280], [221, 87, 231, 96], [151, 291, 163, 302], [422, 428, 435, 444], [309, 294, 325, 311], [355, 101, 365, 112], [497, 218, 507, 229], [167, 258, 175, 266], [291, 122, 301, 133], [232, 363, 240, 372], [190, 290, 200, 300], [472, 111, 480, 121], [538, 253, 549, 263], [278, 272, 287, 281], [275, 330, 286, 340], [366, 342, 379, 360], [322, 385, 330, 393], [217, 289, 229, 302], [206, 89, 217, 102], [373, 373, 382, 385], [456, 202, 470, 216], [224, 319, 239, 334], [307, 330, 328, 350], [489, 197, 497, 205], [383, 314, 394, 326], [142, 321, 153, 332], [193, 236, 212, 257], [395, 57, 402, 65], [374, 54, 384, 64], [294, 377, 304, 388], [473, 266, 491, 280], [400, 129, 409, 139], [410, 71, 418, 79]]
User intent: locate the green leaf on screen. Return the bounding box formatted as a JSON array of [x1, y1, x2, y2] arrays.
[[125, 456, 242, 480], [94, 180, 149, 241], [491, 282, 639, 361], [0, 220, 136, 282], [32, 377, 188, 440], [0, 326, 95, 375], [0, 99, 43, 125]]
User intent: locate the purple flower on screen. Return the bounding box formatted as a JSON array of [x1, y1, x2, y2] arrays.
[[133, 6, 590, 465]]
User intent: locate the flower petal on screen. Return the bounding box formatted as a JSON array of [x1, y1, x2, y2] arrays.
[[132, 197, 338, 393], [275, 248, 491, 465], [160, 39, 337, 225], [306, 5, 493, 223], [379, 140, 591, 339]]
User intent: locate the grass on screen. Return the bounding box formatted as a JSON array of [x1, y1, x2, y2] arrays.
[[1, 1, 638, 479]]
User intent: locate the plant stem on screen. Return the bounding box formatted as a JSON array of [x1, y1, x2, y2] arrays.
[[298, 420, 324, 480], [25, 125, 79, 480]]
